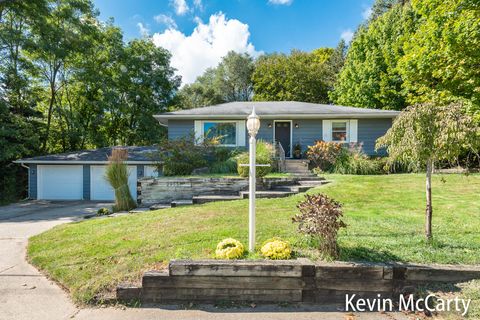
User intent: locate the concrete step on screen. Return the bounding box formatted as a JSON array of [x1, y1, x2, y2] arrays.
[[171, 200, 193, 207], [293, 176, 325, 181], [149, 204, 171, 210], [239, 190, 295, 199], [297, 180, 331, 186], [274, 185, 312, 193], [192, 195, 240, 204]]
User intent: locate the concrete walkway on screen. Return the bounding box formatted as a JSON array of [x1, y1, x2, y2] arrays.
[[0, 201, 410, 320]]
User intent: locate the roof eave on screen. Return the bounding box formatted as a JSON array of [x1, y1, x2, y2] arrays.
[[13, 160, 159, 165], [154, 113, 400, 120]]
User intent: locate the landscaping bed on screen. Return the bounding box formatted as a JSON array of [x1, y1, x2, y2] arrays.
[[27, 174, 480, 304]]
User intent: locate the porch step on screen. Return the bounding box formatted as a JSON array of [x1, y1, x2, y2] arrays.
[[192, 195, 240, 204], [274, 185, 313, 193], [293, 176, 325, 181], [171, 200, 193, 207], [297, 180, 331, 186], [239, 190, 295, 199]]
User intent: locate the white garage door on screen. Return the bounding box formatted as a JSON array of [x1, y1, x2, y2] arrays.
[[37, 165, 83, 200], [90, 165, 137, 201]]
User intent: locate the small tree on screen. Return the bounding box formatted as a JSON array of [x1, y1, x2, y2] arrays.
[[105, 148, 136, 212], [376, 102, 479, 240]]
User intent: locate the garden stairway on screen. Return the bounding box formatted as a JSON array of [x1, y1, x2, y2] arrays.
[[283, 159, 315, 177]]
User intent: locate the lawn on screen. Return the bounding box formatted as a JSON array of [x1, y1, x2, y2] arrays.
[[27, 173, 480, 304]]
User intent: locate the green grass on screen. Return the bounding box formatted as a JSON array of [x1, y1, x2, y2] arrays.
[[27, 174, 480, 304]]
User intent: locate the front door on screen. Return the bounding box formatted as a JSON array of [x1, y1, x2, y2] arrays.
[[274, 121, 291, 157]]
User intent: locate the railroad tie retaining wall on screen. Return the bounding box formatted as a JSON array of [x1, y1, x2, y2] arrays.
[[117, 259, 480, 304]]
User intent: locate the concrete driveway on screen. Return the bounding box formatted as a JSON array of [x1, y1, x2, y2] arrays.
[[0, 201, 410, 320]]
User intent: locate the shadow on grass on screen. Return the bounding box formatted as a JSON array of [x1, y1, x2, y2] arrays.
[[339, 246, 404, 263]]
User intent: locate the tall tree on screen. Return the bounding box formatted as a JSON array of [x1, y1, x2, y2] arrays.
[[330, 3, 415, 110], [252, 49, 335, 103], [376, 103, 479, 240]]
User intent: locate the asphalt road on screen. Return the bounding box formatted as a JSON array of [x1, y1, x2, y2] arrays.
[[0, 201, 410, 320]]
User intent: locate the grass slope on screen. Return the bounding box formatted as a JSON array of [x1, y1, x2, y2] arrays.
[[27, 174, 480, 304]]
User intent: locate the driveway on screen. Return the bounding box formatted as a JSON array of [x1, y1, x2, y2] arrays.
[[0, 201, 410, 320]]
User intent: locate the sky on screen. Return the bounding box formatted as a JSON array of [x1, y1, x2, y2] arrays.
[[94, 0, 374, 85]]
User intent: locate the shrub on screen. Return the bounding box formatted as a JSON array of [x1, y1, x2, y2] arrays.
[[96, 207, 111, 216], [237, 140, 274, 177], [215, 238, 245, 259], [105, 149, 136, 212], [333, 146, 383, 175], [306, 141, 343, 170], [157, 133, 217, 176], [209, 148, 241, 174], [261, 238, 292, 260], [293, 194, 346, 259]]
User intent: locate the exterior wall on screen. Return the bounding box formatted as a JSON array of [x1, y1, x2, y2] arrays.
[[358, 118, 392, 156], [168, 120, 195, 140], [137, 165, 144, 178], [167, 118, 392, 156], [83, 165, 90, 200], [29, 164, 37, 199]]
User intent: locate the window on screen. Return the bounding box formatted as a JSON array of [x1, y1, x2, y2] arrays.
[[332, 121, 348, 142], [203, 122, 237, 146]]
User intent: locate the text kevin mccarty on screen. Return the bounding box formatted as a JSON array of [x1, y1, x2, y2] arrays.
[[345, 293, 471, 316]]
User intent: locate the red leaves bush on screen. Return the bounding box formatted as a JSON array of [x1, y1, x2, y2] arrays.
[[293, 194, 346, 259]]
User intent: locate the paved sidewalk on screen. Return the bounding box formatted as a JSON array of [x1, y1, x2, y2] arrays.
[[0, 201, 410, 320]]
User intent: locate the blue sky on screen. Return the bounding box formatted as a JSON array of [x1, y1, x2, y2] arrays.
[[94, 0, 373, 84]]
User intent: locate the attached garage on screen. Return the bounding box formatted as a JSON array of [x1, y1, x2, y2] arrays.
[[15, 146, 160, 201], [90, 165, 137, 201], [37, 165, 84, 200]]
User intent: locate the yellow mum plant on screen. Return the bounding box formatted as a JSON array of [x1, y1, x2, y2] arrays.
[[215, 238, 245, 259], [261, 238, 292, 260]]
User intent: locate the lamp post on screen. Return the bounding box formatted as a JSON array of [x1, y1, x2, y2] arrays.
[[246, 106, 260, 252]]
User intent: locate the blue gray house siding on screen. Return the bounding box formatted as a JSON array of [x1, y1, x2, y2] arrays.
[[83, 165, 90, 200], [167, 118, 391, 156], [29, 164, 37, 199], [358, 118, 392, 156], [137, 165, 144, 178]]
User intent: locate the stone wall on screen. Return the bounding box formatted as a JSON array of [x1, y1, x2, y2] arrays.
[[117, 259, 480, 304], [138, 177, 297, 205]]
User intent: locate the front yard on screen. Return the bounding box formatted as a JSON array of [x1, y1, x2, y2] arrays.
[[27, 173, 480, 304]]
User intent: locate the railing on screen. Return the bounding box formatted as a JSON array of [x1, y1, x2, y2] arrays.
[[275, 141, 286, 172]]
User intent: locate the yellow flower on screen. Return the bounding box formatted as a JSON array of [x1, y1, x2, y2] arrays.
[[260, 238, 292, 260], [215, 238, 245, 259]]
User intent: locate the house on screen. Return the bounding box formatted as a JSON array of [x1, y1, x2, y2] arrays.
[[155, 101, 400, 157], [14, 146, 159, 201]]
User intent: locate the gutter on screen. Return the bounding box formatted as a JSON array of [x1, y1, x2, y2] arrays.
[[13, 160, 161, 165]]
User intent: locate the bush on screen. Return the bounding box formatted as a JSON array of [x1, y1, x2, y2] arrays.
[[158, 133, 216, 176], [293, 194, 346, 259], [215, 238, 245, 259], [261, 238, 292, 260], [333, 146, 383, 175], [306, 141, 343, 171], [237, 140, 274, 177], [209, 147, 241, 174], [105, 149, 136, 212], [96, 207, 111, 216]]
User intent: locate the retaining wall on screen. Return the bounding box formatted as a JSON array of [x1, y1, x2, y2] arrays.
[[117, 259, 480, 304]]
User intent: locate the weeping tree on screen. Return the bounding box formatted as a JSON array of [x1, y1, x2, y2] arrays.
[[376, 102, 479, 240], [105, 148, 136, 212]]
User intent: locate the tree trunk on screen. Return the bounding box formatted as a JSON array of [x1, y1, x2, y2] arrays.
[[425, 159, 433, 240]]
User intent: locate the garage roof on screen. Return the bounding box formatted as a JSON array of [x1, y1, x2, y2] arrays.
[[15, 146, 159, 164]]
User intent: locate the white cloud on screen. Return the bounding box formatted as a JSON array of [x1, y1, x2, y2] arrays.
[[152, 12, 261, 85], [171, 0, 189, 15], [268, 0, 293, 5], [154, 14, 177, 29], [362, 6, 373, 20], [193, 0, 202, 10], [137, 22, 150, 37], [340, 29, 354, 43]]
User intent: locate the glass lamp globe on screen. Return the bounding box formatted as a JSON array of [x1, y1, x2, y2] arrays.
[[247, 106, 261, 136]]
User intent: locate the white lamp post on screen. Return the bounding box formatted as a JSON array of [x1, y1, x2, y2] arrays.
[[246, 106, 261, 252]]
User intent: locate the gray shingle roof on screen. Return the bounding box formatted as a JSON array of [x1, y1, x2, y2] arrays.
[[155, 101, 400, 125], [15, 146, 159, 164]]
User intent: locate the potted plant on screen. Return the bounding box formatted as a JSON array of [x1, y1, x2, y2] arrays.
[[293, 143, 302, 159]]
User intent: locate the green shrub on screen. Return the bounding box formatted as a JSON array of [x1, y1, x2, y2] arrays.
[[333, 146, 383, 175], [96, 207, 111, 216], [237, 140, 273, 177], [105, 149, 136, 212], [157, 133, 216, 176], [209, 148, 241, 174], [261, 238, 292, 260], [293, 194, 346, 259], [215, 238, 245, 259]]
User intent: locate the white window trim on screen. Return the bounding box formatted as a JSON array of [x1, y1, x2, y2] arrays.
[[322, 119, 358, 143], [194, 120, 245, 147]]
